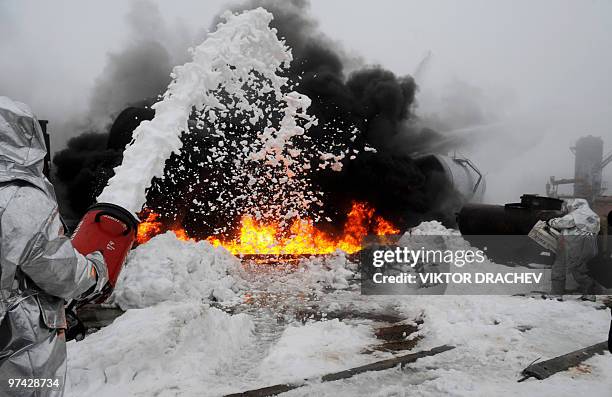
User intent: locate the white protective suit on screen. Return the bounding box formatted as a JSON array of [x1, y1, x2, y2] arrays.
[[0, 97, 107, 396], [549, 198, 600, 295]]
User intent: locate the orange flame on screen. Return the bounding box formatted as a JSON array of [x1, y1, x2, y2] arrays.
[[137, 201, 398, 254], [136, 211, 163, 244], [137, 210, 191, 244]]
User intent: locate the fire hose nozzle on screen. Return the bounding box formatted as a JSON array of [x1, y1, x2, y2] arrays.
[[71, 203, 140, 288]]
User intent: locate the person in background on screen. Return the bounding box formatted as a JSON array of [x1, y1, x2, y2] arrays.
[[0, 97, 108, 396], [548, 198, 600, 300]]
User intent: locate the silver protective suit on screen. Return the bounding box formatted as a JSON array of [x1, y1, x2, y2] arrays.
[[549, 198, 600, 295], [0, 97, 107, 396]]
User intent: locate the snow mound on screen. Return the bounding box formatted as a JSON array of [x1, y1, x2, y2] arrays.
[[299, 252, 357, 290], [392, 296, 612, 397], [407, 220, 461, 236], [66, 301, 254, 397], [113, 232, 245, 309], [398, 220, 467, 262], [258, 318, 375, 383]]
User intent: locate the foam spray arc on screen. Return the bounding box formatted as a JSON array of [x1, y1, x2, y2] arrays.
[[97, 8, 295, 214]]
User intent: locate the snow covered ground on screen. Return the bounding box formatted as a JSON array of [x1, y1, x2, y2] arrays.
[[65, 224, 612, 397]]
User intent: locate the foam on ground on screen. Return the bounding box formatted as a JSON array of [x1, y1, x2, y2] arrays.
[[113, 232, 246, 309], [67, 221, 612, 396], [66, 302, 254, 396], [258, 319, 376, 384]]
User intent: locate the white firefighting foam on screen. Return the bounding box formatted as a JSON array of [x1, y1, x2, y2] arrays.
[[66, 302, 255, 396], [98, 7, 355, 223], [97, 8, 293, 213], [112, 232, 246, 310], [66, 223, 612, 396], [257, 319, 376, 384]]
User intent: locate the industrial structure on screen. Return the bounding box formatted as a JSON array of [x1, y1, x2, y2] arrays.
[[546, 135, 612, 245], [457, 136, 612, 285]]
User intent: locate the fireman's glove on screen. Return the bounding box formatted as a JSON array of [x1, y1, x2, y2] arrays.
[[546, 219, 559, 231], [78, 251, 109, 302]]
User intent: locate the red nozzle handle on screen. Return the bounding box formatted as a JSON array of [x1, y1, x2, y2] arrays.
[[94, 210, 133, 236]]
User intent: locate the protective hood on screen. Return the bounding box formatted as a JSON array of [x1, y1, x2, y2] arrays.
[[564, 198, 600, 234], [0, 96, 48, 190], [563, 198, 587, 212]]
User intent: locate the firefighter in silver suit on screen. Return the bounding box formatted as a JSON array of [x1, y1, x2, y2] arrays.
[[0, 97, 107, 396], [548, 198, 600, 298]]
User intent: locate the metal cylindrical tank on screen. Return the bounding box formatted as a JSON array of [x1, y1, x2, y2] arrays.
[[415, 154, 486, 203], [457, 195, 564, 235], [573, 136, 603, 200], [457, 195, 564, 266]]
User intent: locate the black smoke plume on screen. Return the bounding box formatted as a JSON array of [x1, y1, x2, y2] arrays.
[[53, 106, 155, 216], [53, 0, 178, 219], [54, 0, 461, 235]]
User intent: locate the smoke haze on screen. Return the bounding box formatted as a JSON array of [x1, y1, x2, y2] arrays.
[[51, 0, 461, 232], [1, 0, 611, 205]]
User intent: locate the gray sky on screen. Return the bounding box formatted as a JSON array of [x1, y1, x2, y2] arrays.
[[0, 0, 610, 203]]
